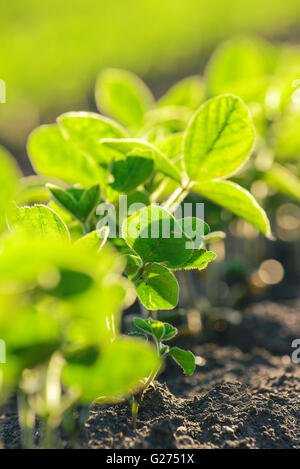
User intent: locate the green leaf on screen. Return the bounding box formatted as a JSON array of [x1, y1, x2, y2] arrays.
[[158, 75, 205, 110], [109, 237, 134, 256], [143, 106, 192, 133], [147, 319, 165, 341], [8, 204, 70, 241], [2, 306, 61, 371], [0, 146, 19, 232], [48, 183, 100, 223], [63, 337, 160, 403], [123, 205, 192, 266], [77, 185, 100, 220], [161, 322, 178, 341], [44, 268, 93, 298], [58, 112, 128, 164], [263, 163, 300, 202], [169, 347, 195, 375], [178, 217, 210, 249], [184, 95, 255, 182], [193, 180, 271, 236], [133, 317, 153, 335], [157, 133, 184, 162], [74, 228, 109, 252], [167, 249, 216, 271], [205, 37, 276, 103], [273, 111, 300, 161], [27, 124, 102, 187], [95, 68, 154, 128], [124, 254, 142, 279], [47, 184, 79, 218], [160, 345, 170, 356], [100, 138, 182, 183], [126, 191, 150, 215], [135, 263, 179, 311], [110, 156, 154, 193], [17, 175, 50, 206], [204, 231, 226, 244]]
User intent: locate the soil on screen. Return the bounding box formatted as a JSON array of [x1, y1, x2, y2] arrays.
[[1, 300, 300, 449]]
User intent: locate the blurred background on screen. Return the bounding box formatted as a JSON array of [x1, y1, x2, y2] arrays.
[[2, 0, 300, 171]]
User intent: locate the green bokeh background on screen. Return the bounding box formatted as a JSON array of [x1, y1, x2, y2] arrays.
[[1, 0, 300, 168]]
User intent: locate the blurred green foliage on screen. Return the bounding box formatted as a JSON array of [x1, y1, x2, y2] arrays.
[[2, 0, 300, 149]]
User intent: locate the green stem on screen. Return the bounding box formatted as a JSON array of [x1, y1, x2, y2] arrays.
[[142, 365, 161, 394], [18, 392, 35, 449], [163, 181, 194, 214], [130, 336, 162, 429], [131, 397, 139, 432], [150, 180, 168, 203], [42, 418, 57, 449], [131, 265, 144, 283]]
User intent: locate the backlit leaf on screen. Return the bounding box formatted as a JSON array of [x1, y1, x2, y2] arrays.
[[205, 37, 276, 103], [123, 205, 191, 266], [63, 337, 160, 402], [264, 163, 300, 202], [167, 249, 216, 271], [161, 322, 178, 341], [133, 317, 153, 335], [100, 138, 182, 183], [135, 263, 179, 310], [184, 95, 255, 182], [169, 347, 195, 375], [27, 124, 102, 187], [193, 180, 271, 236], [110, 156, 154, 193], [158, 75, 205, 110], [8, 204, 70, 241], [58, 112, 127, 164], [96, 68, 154, 128]]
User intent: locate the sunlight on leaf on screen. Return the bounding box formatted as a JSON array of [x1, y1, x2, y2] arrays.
[[27, 124, 102, 187], [184, 95, 255, 182], [96, 68, 154, 128], [135, 263, 179, 310], [193, 180, 271, 236], [8, 204, 70, 241]]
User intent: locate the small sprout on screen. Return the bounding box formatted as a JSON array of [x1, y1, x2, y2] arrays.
[[131, 317, 195, 428]]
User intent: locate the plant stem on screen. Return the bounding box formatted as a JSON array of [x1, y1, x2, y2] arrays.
[[131, 265, 144, 283], [130, 336, 162, 429], [42, 419, 57, 449], [163, 181, 194, 214], [18, 392, 35, 449], [131, 397, 139, 432], [142, 365, 160, 394], [150, 180, 168, 203]]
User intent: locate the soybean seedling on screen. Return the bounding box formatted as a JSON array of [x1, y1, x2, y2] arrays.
[[130, 317, 195, 429]]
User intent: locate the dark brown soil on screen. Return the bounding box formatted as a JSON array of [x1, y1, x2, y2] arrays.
[[1, 300, 300, 449]]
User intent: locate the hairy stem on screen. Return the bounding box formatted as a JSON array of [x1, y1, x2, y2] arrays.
[[163, 181, 194, 214]]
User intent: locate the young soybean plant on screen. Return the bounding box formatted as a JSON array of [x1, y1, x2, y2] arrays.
[[27, 97, 270, 310], [22, 68, 271, 431], [122, 204, 215, 311], [130, 317, 195, 428]]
